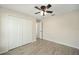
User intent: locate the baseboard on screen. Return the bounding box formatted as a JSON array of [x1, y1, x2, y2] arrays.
[[43, 37, 79, 50], [0, 39, 36, 55], [0, 50, 8, 54]]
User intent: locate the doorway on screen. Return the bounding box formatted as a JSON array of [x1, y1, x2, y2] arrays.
[[36, 20, 43, 40]]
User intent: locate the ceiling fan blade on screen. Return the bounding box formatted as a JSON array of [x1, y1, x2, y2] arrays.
[[35, 6, 41, 10], [47, 4, 52, 9], [46, 11, 53, 13], [35, 12, 40, 14]]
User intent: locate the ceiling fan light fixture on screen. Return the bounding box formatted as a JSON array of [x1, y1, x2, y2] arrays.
[[40, 11, 43, 16], [44, 12, 47, 15], [40, 11, 47, 16]]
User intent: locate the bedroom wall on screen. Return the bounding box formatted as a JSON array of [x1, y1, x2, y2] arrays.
[[43, 10, 79, 49]]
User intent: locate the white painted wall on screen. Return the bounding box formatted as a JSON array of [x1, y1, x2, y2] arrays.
[[43, 10, 79, 49], [0, 7, 36, 54]]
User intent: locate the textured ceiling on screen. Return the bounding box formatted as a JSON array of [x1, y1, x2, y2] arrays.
[[0, 4, 79, 19]]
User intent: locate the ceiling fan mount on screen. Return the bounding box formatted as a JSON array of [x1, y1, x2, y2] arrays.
[[41, 6, 46, 11]]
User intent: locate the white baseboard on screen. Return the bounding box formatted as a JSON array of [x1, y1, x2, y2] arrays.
[[43, 37, 79, 49], [0, 39, 36, 54], [0, 50, 8, 54]]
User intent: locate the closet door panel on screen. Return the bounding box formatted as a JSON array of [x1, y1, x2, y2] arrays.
[[16, 19, 23, 47], [22, 20, 32, 45], [7, 16, 18, 49], [0, 17, 9, 53]]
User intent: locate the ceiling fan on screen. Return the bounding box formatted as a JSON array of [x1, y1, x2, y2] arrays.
[[34, 4, 55, 16]]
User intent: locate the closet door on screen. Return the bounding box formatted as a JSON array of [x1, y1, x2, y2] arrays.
[[16, 20, 23, 47], [0, 16, 9, 53], [7, 16, 24, 49], [1, 15, 33, 51], [7, 16, 19, 49], [15, 18, 23, 47], [7, 16, 32, 49], [22, 19, 32, 45]]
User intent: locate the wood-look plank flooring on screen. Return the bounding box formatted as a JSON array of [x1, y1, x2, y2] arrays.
[[2, 39, 79, 55]]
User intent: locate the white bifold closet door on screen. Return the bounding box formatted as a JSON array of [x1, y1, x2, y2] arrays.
[[22, 19, 32, 45], [1, 15, 32, 50], [7, 16, 23, 49]]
